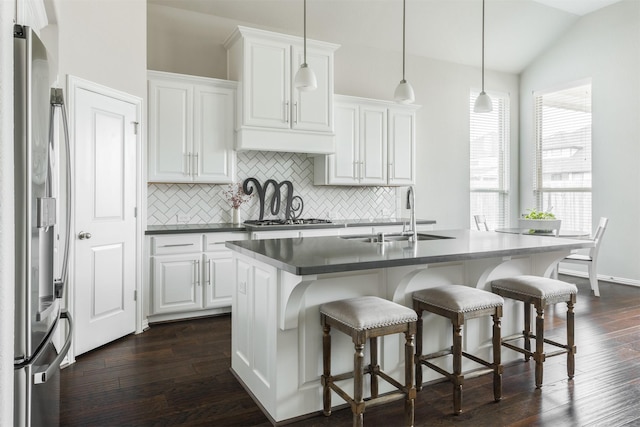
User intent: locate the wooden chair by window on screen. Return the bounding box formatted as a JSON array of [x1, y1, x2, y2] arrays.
[[554, 217, 608, 297], [474, 215, 489, 231]]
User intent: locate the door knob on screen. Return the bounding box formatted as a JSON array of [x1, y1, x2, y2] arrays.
[[78, 231, 92, 240]]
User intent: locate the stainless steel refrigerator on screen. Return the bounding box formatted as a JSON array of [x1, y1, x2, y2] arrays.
[[13, 25, 73, 427]]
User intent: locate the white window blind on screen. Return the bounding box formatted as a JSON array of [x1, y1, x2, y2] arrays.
[[534, 83, 592, 232], [470, 91, 510, 230]]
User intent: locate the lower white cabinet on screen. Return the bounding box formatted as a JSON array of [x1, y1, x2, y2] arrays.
[[153, 252, 202, 314], [149, 232, 247, 320]]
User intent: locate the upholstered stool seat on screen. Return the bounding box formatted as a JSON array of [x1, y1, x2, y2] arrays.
[[320, 296, 418, 427], [413, 285, 504, 415], [491, 275, 577, 389]]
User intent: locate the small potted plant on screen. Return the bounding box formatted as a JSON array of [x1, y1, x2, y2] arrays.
[[519, 209, 560, 234], [223, 183, 253, 224]]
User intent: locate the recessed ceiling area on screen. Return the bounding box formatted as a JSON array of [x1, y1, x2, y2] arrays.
[[531, 0, 623, 16], [147, 0, 625, 74]]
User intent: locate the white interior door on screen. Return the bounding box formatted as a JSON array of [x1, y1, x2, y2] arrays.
[[73, 84, 137, 356]]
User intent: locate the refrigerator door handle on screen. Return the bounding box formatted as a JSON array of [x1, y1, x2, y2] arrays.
[[51, 89, 73, 298], [33, 310, 73, 385]]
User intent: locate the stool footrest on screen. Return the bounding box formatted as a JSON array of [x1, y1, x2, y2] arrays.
[[418, 348, 453, 361], [422, 360, 458, 383], [462, 351, 495, 369], [502, 334, 574, 355]]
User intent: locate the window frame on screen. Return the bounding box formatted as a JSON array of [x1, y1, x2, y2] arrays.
[[469, 89, 511, 230]]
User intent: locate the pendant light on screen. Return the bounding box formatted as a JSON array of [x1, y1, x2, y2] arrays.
[[294, 0, 317, 91], [394, 0, 415, 104], [474, 0, 493, 113]]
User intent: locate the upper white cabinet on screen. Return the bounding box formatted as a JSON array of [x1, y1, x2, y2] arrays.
[[224, 26, 339, 154], [314, 95, 419, 186], [388, 107, 417, 186], [148, 71, 236, 183]]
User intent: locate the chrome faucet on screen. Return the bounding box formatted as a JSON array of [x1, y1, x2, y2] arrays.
[[403, 186, 417, 242]]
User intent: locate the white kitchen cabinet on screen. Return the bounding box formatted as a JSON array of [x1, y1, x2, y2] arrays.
[[149, 232, 247, 320], [203, 232, 247, 308], [148, 71, 236, 183], [224, 26, 339, 154], [151, 234, 203, 314], [152, 253, 202, 314], [314, 95, 419, 186], [388, 107, 417, 186]]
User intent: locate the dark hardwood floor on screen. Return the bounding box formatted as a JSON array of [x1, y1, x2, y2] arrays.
[[61, 276, 640, 426]]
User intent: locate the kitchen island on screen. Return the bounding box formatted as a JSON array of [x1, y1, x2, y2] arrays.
[[225, 229, 592, 424]]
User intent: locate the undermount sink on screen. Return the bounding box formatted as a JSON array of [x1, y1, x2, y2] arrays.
[[340, 233, 454, 243]]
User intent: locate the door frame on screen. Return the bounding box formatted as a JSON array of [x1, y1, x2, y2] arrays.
[[65, 75, 144, 365]]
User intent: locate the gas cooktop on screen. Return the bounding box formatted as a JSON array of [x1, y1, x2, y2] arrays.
[[244, 218, 333, 226]]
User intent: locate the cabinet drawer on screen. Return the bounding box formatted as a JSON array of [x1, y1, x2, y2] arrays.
[[152, 234, 202, 255], [204, 232, 248, 251]]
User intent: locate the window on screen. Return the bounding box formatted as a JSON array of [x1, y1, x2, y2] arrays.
[[470, 91, 510, 229], [534, 83, 592, 232]]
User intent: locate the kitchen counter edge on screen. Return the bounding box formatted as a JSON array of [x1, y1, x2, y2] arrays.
[[145, 219, 437, 235]]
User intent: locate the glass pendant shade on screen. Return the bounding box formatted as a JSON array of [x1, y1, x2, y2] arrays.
[[394, 79, 415, 104], [474, 91, 493, 113], [294, 63, 317, 91]]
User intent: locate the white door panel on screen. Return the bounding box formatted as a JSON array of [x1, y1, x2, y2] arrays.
[[74, 85, 137, 356]]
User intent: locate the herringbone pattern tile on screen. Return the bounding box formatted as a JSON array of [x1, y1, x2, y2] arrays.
[[147, 151, 399, 225]]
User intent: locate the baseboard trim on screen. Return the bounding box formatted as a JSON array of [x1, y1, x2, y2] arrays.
[[557, 267, 640, 288]]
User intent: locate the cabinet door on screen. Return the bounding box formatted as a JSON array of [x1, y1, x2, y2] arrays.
[[193, 84, 235, 183], [152, 253, 202, 314], [328, 102, 359, 185], [148, 79, 193, 182], [388, 108, 416, 185], [243, 38, 291, 129], [291, 46, 333, 132], [360, 106, 387, 185], [204, 251, 233, 308]]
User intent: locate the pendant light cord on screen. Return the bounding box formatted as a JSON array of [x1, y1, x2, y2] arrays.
[[481, 0, 485, 92], [303, 0, 307, 64], [402, 0, 406, 81]]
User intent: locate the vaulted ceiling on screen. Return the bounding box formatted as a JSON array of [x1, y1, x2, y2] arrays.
[[147, 0, 623, 74]]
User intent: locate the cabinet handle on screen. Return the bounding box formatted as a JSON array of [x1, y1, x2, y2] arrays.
[[388, 162, 393, 180], [294, 102, 298, 124], [284, 101, 290, 123], [195, 260, 200, 286], [159, 243, 194, 248], [186, 152, 192, 175], [360, 162, 364, 180], [353, 162, 357, 179], [193, 152, 199, 177], [206, 259, 211, 286]]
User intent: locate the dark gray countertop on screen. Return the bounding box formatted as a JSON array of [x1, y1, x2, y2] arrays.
[[225, 229, 593, 276], [145, 219, 436, 235]]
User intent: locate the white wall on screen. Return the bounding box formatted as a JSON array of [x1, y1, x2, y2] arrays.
[[54, 0, 147, 100], [147, 4, 521, 230], [520, 0, 640, 282]]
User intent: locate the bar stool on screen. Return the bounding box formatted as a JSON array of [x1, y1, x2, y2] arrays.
[[320, 296, 418, 427], [491, 275, 577, 389], [413, 285, 504, 415]]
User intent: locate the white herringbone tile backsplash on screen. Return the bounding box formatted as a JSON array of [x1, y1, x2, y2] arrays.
[[147, 151, 400, 225]]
